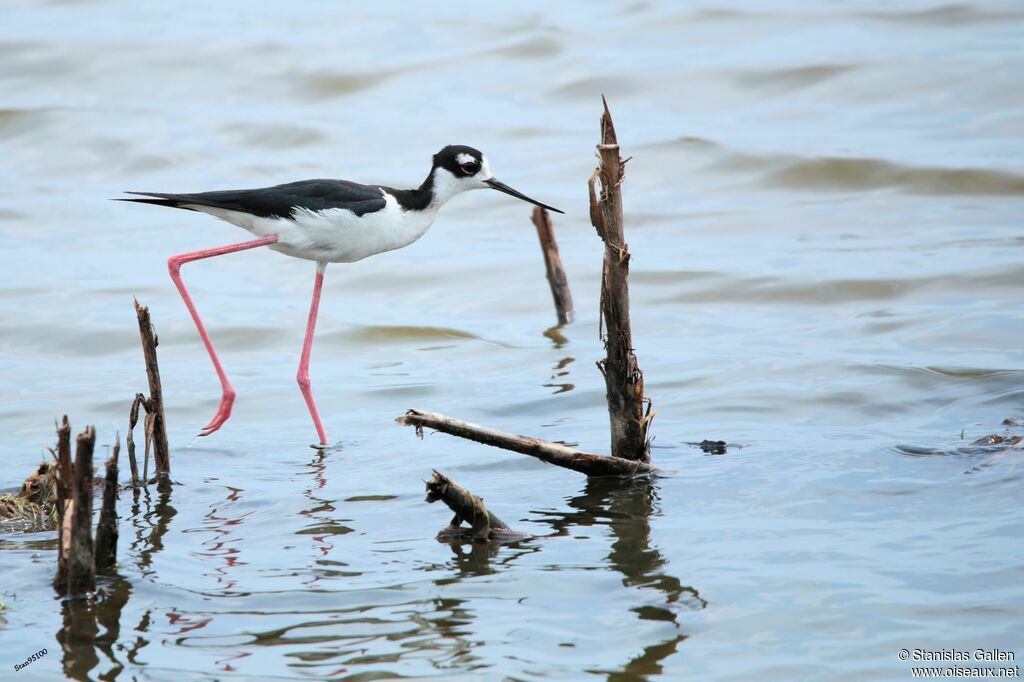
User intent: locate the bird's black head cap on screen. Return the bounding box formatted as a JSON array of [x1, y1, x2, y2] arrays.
[[433, 145, 484, 178]]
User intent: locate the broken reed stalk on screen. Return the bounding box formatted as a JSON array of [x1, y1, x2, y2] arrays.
[[53, 417, 73, 590], [134, 299, 170, 477], [531, 206, 574, 325], [425, 471, 522, 542], [589, 96, 653, 462], [398, 410, 653, 476], [94, 437, 120, 574], [66, 427, 96, 596], [126, 395, 143, 485]]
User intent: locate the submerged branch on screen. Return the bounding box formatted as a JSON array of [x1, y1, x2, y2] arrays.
[[397, 409, 654, 477]]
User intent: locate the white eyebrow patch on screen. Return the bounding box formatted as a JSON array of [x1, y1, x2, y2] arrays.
[[456, 153, 477, 166]]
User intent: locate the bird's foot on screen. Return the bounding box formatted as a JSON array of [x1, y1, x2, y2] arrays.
[[197, 391, 235, 437], [309, 440, 343, 452]]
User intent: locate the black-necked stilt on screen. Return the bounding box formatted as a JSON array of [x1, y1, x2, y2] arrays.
[[119, 145, 562, 446]]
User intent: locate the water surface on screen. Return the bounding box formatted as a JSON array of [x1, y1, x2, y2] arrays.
[[1, 1, 1022, 680]]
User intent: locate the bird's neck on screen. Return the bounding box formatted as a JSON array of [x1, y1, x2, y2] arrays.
[[388, 168, 461, 213], [423, 167, 466, 209]]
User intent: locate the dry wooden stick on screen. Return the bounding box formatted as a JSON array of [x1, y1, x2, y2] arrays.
[[94, 437, 120, 574], [126, 394, 145, 486], [53, 417, 73, 591], [589, 96, 653, 462], [134, 300, 170, 477], [531, 206, 574, 325], [66, 427, 96, 596], [425, 471, 523, 542], [398, 410, 654, 477]]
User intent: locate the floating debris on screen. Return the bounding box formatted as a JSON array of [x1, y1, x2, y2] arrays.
[[425, 471, 526, 544]]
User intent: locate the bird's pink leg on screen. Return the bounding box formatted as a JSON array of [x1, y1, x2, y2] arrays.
[[298, 262, 329, 446], [167, 235, 279, 437]]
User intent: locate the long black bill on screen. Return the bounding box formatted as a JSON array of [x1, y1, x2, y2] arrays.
[[485, 178, 564, 214]]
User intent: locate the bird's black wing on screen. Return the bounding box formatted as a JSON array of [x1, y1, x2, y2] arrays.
[[119, 179, 388, 218]]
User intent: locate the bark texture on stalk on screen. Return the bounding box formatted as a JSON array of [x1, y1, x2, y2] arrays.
[[134, 300, 170, 477], [588, 97, 653, 462], [53, 417, 73, 590], [66, 427, 96, 596], [94, 437, 120, 574]]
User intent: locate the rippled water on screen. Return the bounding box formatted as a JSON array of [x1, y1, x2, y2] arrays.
[[2, 2, 1023, 680]]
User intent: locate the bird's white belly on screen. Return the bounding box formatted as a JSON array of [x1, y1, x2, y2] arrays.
[[191, 194, 437, 263]]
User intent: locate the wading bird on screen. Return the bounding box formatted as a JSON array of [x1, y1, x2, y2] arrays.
[[120, 145, 562, 446]]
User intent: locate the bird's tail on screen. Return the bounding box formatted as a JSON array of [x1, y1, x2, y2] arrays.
[[114, 192, 199, 211]]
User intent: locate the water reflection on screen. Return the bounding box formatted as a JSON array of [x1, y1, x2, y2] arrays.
[[536, 477, 705, 678], [56, 574, 132, 681], [435, 538, 540, 580], [607, 634, 688, 682], [57, 485, 176, 680], [544, 355, 576, 395], [299, 451, 357, 586], [57, 597, 100, 680], [184, 481, 250, 594], [541, 324, 575, 394], [543, 324, 569, 349], [416, 597, 482, 672], [129, 485, 177, 576]]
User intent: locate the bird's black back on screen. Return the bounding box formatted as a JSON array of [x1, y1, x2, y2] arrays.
[[121, 179, 388, 219]]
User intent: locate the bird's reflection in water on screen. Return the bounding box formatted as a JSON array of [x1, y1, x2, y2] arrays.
[[56, 484, 176, 680], [186, 481, 250, 595], [298, 450, 356, 587], [535, 476, 705, 679]]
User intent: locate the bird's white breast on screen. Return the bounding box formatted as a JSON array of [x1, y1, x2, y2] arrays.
[[189, 191, 438, 264]]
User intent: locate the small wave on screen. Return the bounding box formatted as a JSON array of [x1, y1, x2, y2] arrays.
[[659, 273, 927, 304], [220, 123, 327, 150], [296, 70, 387, 101], [862, 4, 1024, 26], [734, 64, 855, 91], [0, 108, 54, 141], [488, 35, 562, 60], [332, 325, 481, 344], [654, 264, 1024, 305], [763, 156, 1024, 196], [550, 75, 641, 99], [653, 134, 1024, 196]]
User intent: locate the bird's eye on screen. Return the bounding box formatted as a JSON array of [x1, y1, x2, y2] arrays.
[[460, 161, 480, 175]]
